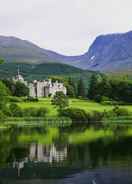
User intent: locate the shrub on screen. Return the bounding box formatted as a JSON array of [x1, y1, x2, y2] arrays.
[[8, 96, 23, 103], [101, 101, 113, 105], [23, 108, 38, 117], [36, 108, 48, 117], [90, 111, 104, 122], [61, 108, 105, 123], [3, 106, 12, 117], [9, 103, 23, 117], [26, 96, 39, 102], [0, 111, 6, 122], [0, 81, 10, 110], [61, 108, 89, 122], [112, 106, 130, 116], [48, 94, 52, 97], [101, 96, 110, 102], [23, 107, 48, 117], [94, 95, 102, 103]]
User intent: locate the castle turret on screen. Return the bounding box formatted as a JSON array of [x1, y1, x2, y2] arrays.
[[13, 66, 27, 86]]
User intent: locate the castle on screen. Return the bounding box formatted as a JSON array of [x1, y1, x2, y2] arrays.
[[13, 69, 67, 98]]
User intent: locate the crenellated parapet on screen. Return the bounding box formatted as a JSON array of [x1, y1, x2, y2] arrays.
[[13, 70, 67, 98]]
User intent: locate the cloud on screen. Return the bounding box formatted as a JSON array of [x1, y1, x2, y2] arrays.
[[0, 0, 132, 55]]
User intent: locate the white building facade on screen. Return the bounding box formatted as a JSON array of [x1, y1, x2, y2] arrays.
[[28, 79, 67, 98], [13, 71, 67, 98]]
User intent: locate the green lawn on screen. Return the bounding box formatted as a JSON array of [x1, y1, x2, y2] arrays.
[[18, 98, 132, 117], [18, 98, 58, 116]]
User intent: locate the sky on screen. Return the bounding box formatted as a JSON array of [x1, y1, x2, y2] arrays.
[[0, 0, 132, 55]]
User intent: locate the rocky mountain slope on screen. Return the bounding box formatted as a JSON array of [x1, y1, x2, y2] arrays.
[[1, 31, 132, 72], [80, 31, 132, 71]]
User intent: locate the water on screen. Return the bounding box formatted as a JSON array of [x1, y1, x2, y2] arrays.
[[0, 124, 132, 183]]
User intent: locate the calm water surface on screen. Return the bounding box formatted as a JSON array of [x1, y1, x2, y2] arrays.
[[0, 123, 132, 183]]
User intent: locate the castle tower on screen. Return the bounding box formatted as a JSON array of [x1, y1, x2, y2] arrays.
[[13, 66, 27, 86]]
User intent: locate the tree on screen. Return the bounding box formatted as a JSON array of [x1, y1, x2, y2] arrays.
[[2, 79, 16, 96], [88, 74, 108, 101], [0, 81, 10, 110], [88, 74, 99, 100], [65, 84, 75, 97], [51, 91, 69, 111], [94, 77, 112, 102], [0, 58, 4, 64], [88, 73, 132, 103], [77, 78, 86, 98], [68, 78, 77, 97], [9, 103, 23, 117], [14, 81, 29, 97], [3, 80, 29, 97]]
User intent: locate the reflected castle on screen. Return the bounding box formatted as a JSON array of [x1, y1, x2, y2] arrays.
[[29, 144, 67, 163], [13, 144, 67, 176]]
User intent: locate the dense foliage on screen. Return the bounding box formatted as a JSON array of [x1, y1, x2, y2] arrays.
[[0, 58, 4, 64], [5, 103, 48, 118], [77, 78, 86, 97], [0, 81, 9, 110], [2, 80, 29, 97], [52, 91, 69, 111], [61, 108, 90, 122], [64, 78, 76, 97], [0, 63, 87, 80], [14, 81, 29, 97], [88, 74, 132, 103], [0, 81, 10, 121], [61, 106, 131, 123]]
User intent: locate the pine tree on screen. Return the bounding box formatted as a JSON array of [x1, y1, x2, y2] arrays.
[[88, 74, 99, 100], [77, 78, 85, 98], [67, 77, 77, 97]]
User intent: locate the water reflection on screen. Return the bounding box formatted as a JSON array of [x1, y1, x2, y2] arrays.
[[29, 144, 67, 163], [12, 144, 67, 177], [0, 124, 132, 183]]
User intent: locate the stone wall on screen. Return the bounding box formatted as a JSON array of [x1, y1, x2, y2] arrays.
[[28, 79, 67, 98]]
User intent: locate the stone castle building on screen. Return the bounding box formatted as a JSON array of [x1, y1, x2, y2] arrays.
[[29, 79, 67, 98], [13, 69, 67, 98]]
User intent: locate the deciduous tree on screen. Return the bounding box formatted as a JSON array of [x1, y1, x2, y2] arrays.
[[51, 91, 69, 111]]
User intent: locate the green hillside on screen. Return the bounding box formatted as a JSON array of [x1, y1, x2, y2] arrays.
[[0, 63, 95, 81]]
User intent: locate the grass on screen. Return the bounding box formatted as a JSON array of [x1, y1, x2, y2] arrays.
[[18, 98, 132, 117], [18, 98, 58, 116]]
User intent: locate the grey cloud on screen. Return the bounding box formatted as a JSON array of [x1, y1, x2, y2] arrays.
[[0, 0, 132, 55]]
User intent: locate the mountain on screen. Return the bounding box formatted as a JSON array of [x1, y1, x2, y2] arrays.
[[0, 36, 81, 65], [1, 31, 132, 72], [0, 36, 56, 64], [79, 31, 132, 72], [0, 37, 95, 85]]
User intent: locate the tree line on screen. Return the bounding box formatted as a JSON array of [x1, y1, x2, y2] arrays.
[[88, 74, 132, 103], [65, 73, 132, 104], [2, 73, 132, 103]]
